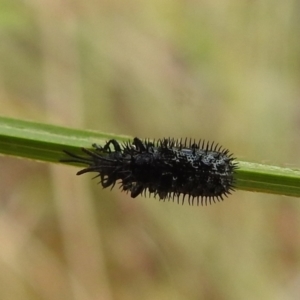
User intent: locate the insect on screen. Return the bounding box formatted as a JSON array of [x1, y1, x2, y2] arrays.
[[62, 137, 238, 205]]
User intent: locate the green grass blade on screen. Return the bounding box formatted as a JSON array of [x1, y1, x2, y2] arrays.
[[0, 116, 299, 198], [236, 162, 300, 197], [0, 116, 130, 163]]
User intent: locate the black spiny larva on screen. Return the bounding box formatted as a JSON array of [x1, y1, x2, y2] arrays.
[[62, 137, 238, 205]]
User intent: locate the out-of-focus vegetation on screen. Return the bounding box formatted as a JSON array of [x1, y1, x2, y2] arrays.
[[1, 0, 300, 299]]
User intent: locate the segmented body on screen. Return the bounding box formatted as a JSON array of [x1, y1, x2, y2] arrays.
[[63, 137, 238, 205]]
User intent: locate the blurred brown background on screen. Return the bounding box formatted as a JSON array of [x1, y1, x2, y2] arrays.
[[1, 0, 300, 299]]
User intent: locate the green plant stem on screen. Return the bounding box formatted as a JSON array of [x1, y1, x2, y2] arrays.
[[236, 162, 300, 197], [0, 116, 299, 198]]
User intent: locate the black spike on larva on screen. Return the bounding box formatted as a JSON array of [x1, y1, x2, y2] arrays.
[[206, 197, 209, 206], [61, 137, 238, 206], [179, 138, 182, 149], [191, 197, 195, 206]]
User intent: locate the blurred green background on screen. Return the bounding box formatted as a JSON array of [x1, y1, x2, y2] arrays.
[[1, 0, 300, 299]]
